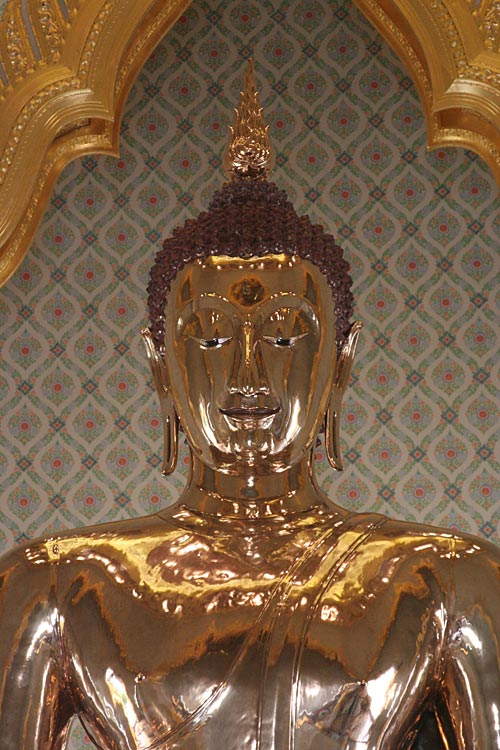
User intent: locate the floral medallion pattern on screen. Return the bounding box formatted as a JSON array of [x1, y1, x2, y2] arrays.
[[0, 1, 499, 744]]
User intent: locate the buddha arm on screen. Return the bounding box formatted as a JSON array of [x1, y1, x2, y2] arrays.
[[441, 541, 500, 748], [0, 545, 73, 749]]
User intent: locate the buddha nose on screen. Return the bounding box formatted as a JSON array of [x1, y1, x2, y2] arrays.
[[230, 323, 268, 395]]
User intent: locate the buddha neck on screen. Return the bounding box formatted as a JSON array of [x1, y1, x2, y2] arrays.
[[173, 451, 344, 520]]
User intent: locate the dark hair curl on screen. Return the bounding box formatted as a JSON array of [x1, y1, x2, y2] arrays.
[[147, 178, 353, 352]]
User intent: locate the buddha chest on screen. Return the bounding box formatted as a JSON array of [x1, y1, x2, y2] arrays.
[[53, 513, 448, 750]]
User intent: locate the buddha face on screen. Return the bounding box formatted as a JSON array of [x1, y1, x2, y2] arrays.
[[162, 254, 339, 473]]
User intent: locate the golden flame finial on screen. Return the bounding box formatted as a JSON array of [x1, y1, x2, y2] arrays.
[[223, 60, 275, 180]]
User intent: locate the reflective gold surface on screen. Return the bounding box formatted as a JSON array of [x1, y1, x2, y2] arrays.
[[354, 0, 500, 184], [1, 254, 500, 748], [2, 0, 500, 282], [2, 499, 500, 748], [0, 0, 190, 286], [223, 59, 275, 180], [163, 255, 341, 472]]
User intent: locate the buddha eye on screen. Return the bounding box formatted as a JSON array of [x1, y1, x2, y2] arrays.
[[275, 336, 292, 347], [181, 310, 233, 349], [197, 336, 232, 350], [261, 307, 311, 349], [263, 333, 308, 348]]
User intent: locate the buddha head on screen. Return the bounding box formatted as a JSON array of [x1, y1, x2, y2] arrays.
[[143, 62, 361, 479]]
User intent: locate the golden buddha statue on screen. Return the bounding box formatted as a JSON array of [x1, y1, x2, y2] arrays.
[[0, 62, 499, 750]]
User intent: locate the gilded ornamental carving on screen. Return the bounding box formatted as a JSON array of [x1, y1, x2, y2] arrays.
[[0, 0, 499, 284]]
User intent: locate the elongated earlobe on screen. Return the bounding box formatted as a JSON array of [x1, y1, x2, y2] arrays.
[[325, 392, 343, 471], [141, 328, 179, 475], [325, 321, 362, 471], [158, 391, 179, 476]]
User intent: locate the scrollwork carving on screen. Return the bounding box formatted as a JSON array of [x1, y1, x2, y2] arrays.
[[0, 0, 188, 285], [1, 0, 500, 286], [38, 0, 64, 57], [465, 0, 500, 51], [5, 7, 30, 78], [354, 0, 500, 182]]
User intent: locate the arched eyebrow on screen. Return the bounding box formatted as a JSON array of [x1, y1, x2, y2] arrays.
[[256, 292, 317, 314], [176, 294, 235, 338], [256, 294, 320, 334], [180, 292, 317, 317], [176, 292, 320, 339]]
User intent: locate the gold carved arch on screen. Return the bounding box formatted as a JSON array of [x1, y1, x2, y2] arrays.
[[0, 0, 190, 286], [0, 0, 499, 285]]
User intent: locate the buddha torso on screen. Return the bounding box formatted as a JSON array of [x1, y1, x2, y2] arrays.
[[3, 66, 499, 749], [3, 502, 495, 750]]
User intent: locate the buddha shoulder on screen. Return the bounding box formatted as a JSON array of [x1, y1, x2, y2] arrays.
[[2, 511, 499, 605], [348, 514, 500, 602], [0, 513, 183, 592], [367, 514, 500, 562]]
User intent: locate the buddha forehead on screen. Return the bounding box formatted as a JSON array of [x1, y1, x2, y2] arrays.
[[167, 253, 333, 316]]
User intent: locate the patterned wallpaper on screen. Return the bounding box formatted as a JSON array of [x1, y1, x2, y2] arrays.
[[0, 0, 499, 742]]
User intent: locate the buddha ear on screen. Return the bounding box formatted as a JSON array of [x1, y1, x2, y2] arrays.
[[141, 328, 179, 475], [325, 321, 362, 471]]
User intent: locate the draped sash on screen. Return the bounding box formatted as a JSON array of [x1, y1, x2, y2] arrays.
[[143, 512, 386, 750]]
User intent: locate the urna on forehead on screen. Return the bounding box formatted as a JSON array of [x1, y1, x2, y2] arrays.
[[147, 178, 354, 352], [147, 60, 353, 353], [171, 254, 329, 312]]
